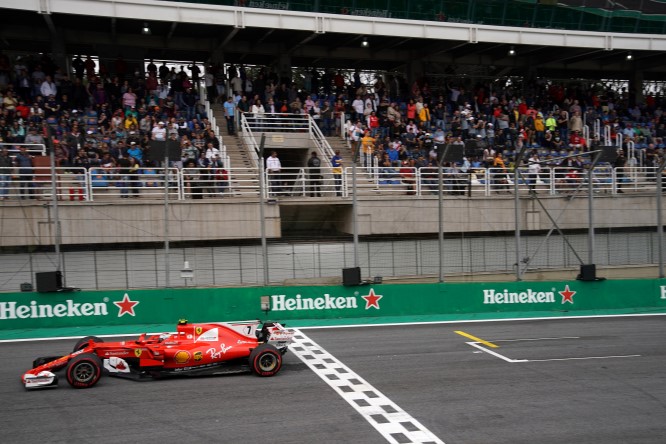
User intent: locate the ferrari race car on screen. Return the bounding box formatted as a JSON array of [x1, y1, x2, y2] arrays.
[[22, 320, 295, 389]]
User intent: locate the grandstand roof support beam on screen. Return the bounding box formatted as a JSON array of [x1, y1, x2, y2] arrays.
[[41, 12, 56, 35], [214, 28, 240, 53], [111, 17, 117, 43]]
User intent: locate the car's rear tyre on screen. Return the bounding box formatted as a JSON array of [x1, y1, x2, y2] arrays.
[[73, 336, 104, 352], [250, 344, 282, 376], [66, 353, 103, 389]]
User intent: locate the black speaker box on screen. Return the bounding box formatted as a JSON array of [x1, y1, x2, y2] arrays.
[[342, 267, 361, 286], [36, 271, 63, 293], [148, 140, 181, 162], [578, 264, 596, 282]]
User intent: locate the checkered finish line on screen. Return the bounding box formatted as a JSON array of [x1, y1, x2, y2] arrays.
[[291, 330, 444, 444]]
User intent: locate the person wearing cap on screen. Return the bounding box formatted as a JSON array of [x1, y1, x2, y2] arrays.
[[151, 121, 166, 141], [127, 141, 143, 164], [534, 112, 545, 146]]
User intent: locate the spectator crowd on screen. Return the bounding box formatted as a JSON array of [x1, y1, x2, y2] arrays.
[[1, 51, 665, 200]]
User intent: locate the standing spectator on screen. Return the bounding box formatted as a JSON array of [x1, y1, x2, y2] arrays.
[[0, 148, 12, 199], [182, 87, 198, 121], [331, 150, 343, 196], [204, 67, 215, 102], [223, 96, 236, 135], [266, 150, 282, 197], [306, 151, 322, 197], [360, 130, 375, 169], [614, 150, 626, 194], [527, 151, 541, 189], [13, 146, 34, 199], [122, 87, 137, 110], [320, 101, 333, 136]]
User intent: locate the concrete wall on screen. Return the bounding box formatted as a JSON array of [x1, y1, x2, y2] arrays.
[[0, 194, 659, 247], [0, 201, 281, 246], [336, 194, 659, 235]]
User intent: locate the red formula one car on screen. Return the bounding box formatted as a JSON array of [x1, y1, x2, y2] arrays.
[[22, 320, 295, 389]]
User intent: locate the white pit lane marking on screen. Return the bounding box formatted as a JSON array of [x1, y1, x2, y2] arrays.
[[465, 337, 641, 363], [291, 330, 444, 444]]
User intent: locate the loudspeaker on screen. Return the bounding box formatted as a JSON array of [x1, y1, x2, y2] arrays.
[[148, 140, 181, 162], [342, 267, 361, 286], [597, 146, 619, 163], [36, 271, 63, 293], [436, 143, 465, 165], [578, 264, 596, 282]]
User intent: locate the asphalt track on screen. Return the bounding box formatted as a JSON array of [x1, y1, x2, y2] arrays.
[[1, 316, 665, 444]]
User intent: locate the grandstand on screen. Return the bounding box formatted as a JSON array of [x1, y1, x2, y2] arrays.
[[0, 0, 665, 290]]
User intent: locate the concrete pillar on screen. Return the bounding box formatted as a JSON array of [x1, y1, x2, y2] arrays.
[[277, 52, 292, 82], [51, 29, 69, 78], [628, 64, 643, 107]]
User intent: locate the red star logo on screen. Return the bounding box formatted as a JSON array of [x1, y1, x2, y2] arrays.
[[114, 293, 139, 317], [559, 285, 576, 304], [361, 288, 383, 309]]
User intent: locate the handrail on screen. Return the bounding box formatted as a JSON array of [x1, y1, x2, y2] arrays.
[[603, 125, 612, 146], [0, 165, 659, 200]]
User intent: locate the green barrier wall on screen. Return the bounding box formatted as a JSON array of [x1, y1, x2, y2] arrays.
[[1, 279, 666, 330]]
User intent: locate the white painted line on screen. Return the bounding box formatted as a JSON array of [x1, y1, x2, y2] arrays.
[[298, 312, 666, 330], [290, 329, 445, 444], [465, 338, 642, 363], [467, 342, 528, 363], [2, 312, 665, 343], [526, 355, 641, 362], [491, 336, 580, 342]]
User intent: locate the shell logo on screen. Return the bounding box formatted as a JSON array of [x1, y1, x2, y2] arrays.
[[174, 350, 190, 364]]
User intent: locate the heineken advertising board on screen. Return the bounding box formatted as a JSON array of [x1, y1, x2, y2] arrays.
[[1, 280, 666, 330]]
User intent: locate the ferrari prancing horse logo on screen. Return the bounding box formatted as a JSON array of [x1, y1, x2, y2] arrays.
[[195, 326, 203, 335], [134, 349, 142, 358]]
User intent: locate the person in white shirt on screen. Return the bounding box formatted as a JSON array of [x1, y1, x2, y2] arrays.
[[205, 143, 220, 160], [251, 99, 266, 128], [40, 76, 57, 98], [351, 95, 364, 121], [151, 121, 167, 141], [527, 151, 542, 189], [265, 151, 282, 196]]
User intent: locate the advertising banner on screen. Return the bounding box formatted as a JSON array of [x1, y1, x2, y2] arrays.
[[1, 280, 666, 330]]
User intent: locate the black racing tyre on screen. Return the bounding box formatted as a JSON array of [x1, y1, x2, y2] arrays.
[[73, 336, 104, 352], [249, 344, 282, 377], [66, 353, 103, 389]]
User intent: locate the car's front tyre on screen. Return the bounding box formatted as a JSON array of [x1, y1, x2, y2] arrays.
[[66, 353, 103, 389]]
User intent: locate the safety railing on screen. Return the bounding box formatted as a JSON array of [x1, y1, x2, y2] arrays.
[[88, 167, 181, 200], [0, 167, 88, 200], [1, 166, 662, 201], [265, 167, 345, 198]]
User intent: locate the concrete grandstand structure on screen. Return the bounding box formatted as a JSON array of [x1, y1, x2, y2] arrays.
[[1, 0, 666, 290]]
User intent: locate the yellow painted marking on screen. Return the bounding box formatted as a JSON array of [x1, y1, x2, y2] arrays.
[[455, 330, 499, 348]]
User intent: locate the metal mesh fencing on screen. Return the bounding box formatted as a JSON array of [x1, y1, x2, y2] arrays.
[[0, 229, 658, 292]]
